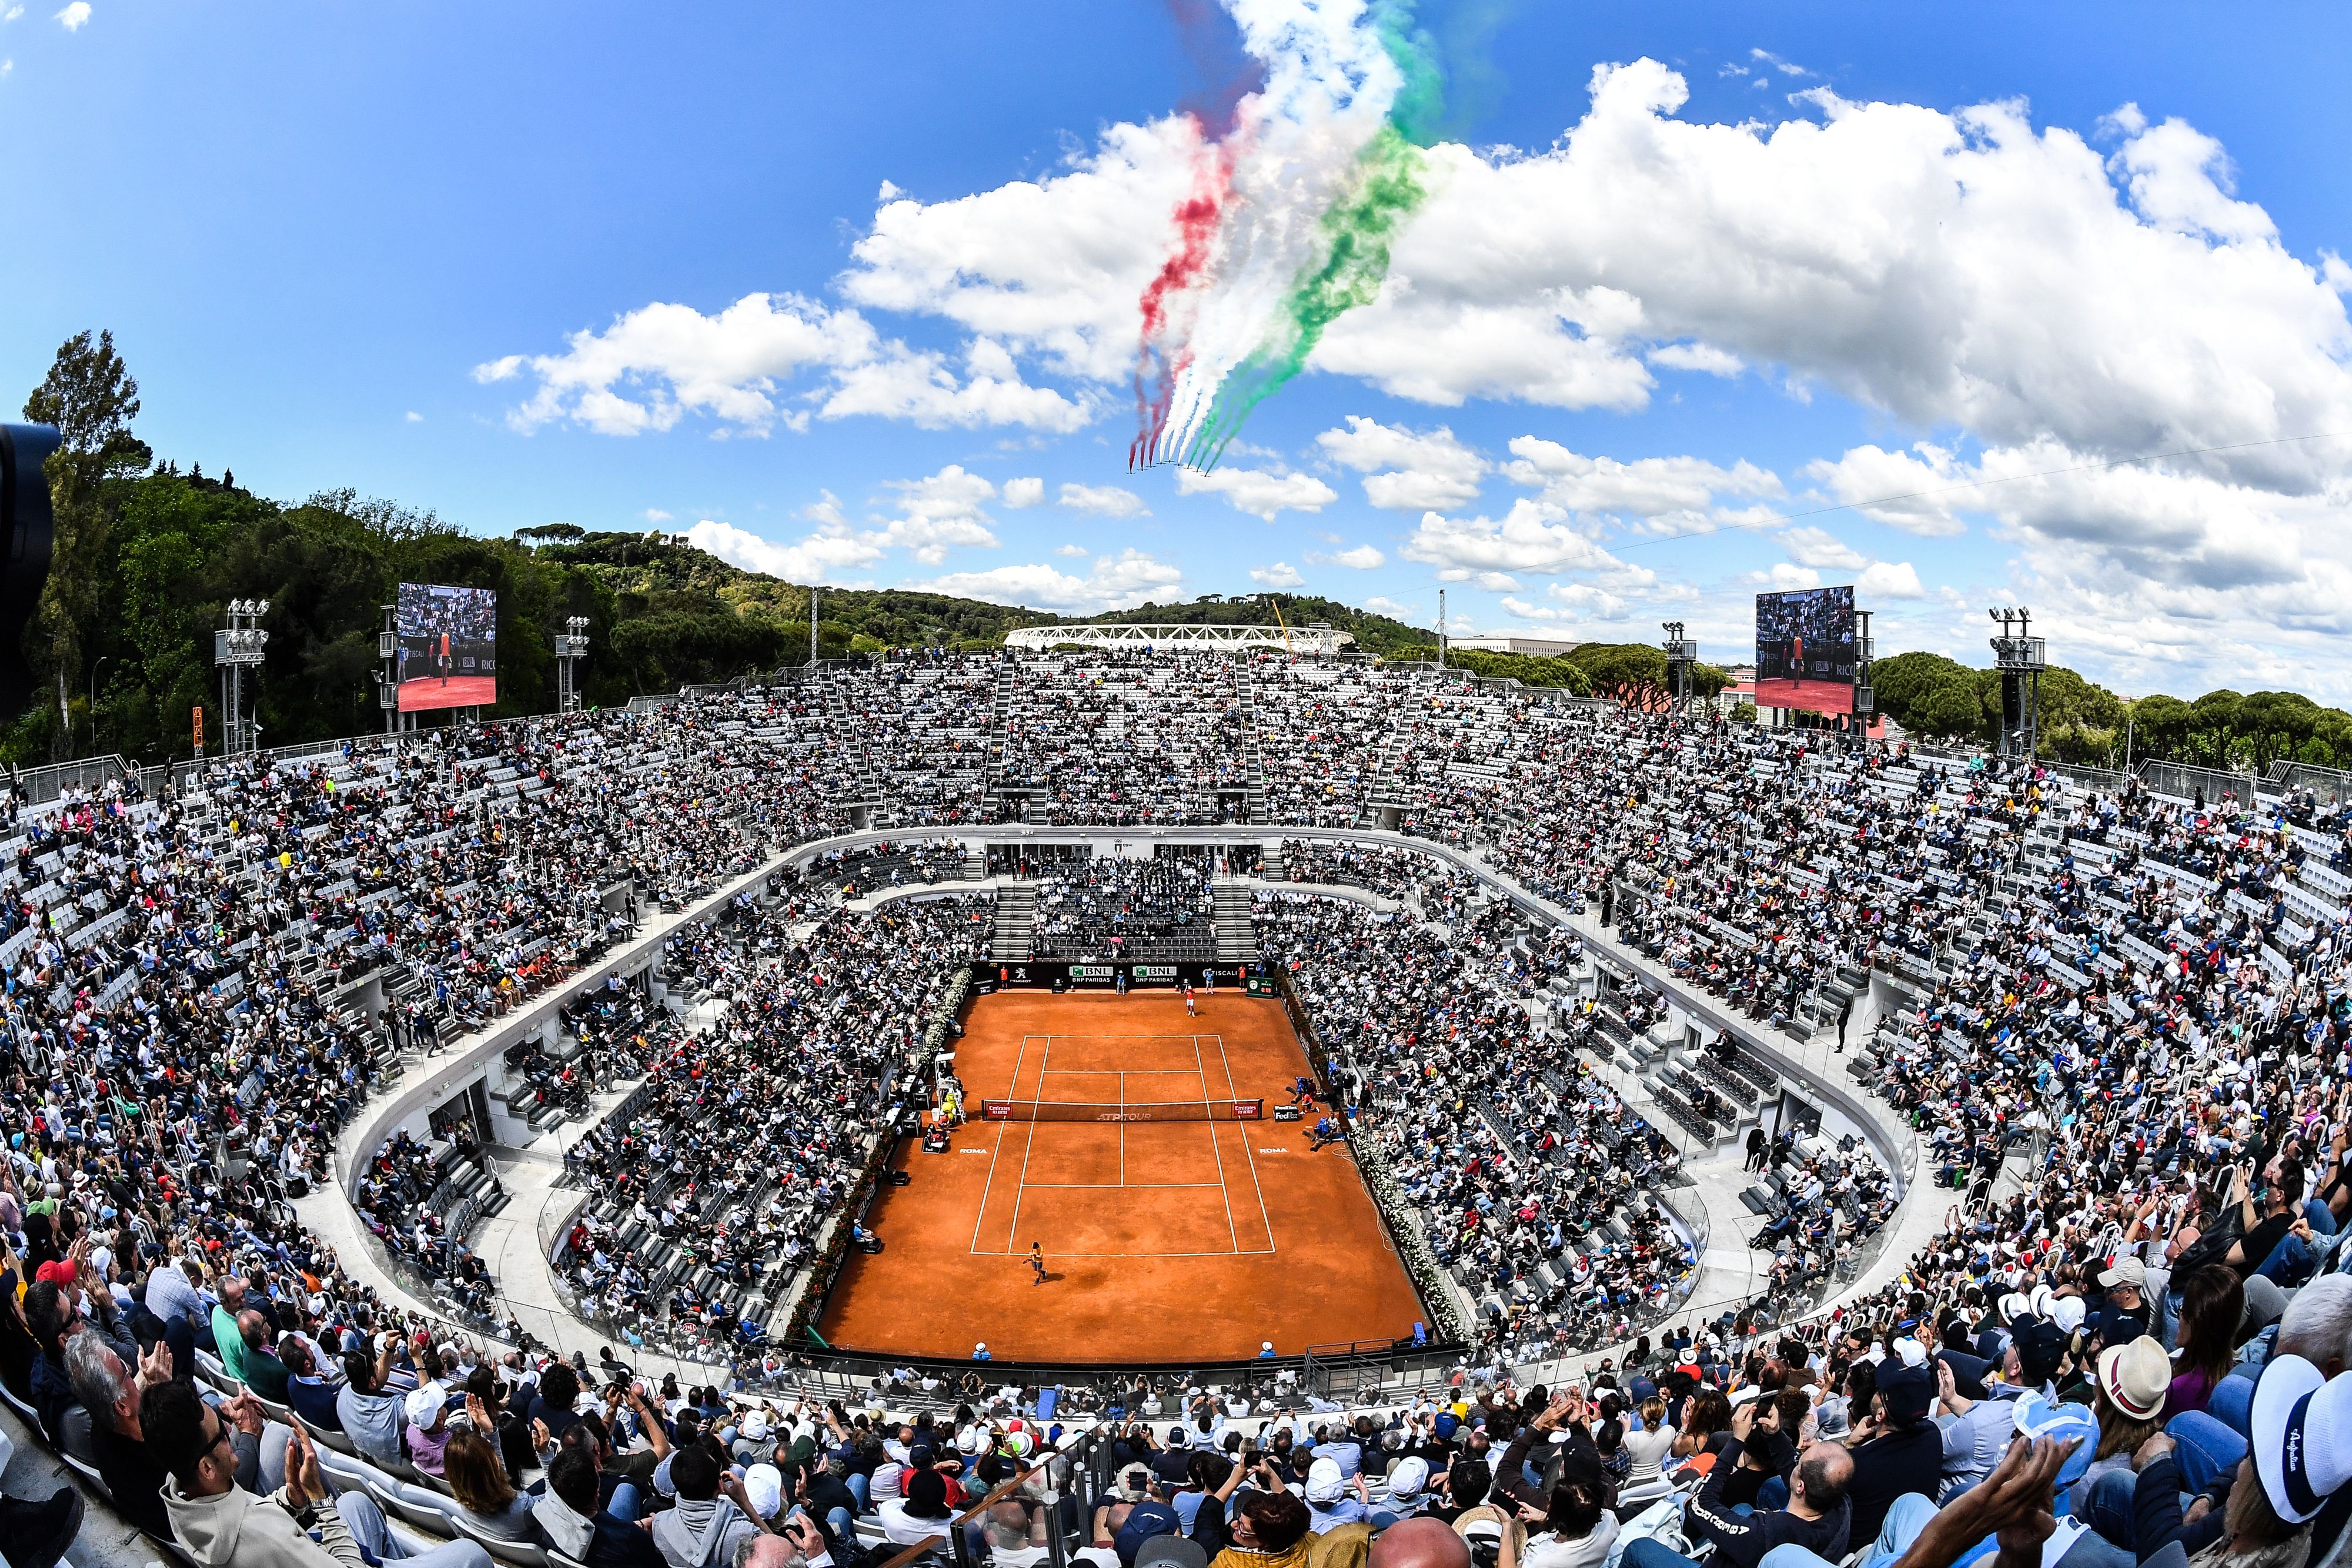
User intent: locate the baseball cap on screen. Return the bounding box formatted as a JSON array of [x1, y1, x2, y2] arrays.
[[2250, 1354, 2352, 1524], [33, 1261, 74, 1287], [2050, 1297, 2087, 1335], [1305, 1457, 1346, 1505], [2012, 1319, 2069, 1387], [404, 1382, 446, 1426], [1388, 1457, 1431, 1501], [743, 1464, 783, 1521], [1114, 1501, 1182, 1564], [2013, 1393, 2098, 1486], [1876, 1363, 1933, 1425], [1134, 1537, 1210, 1568], [2098, 1257, 2147, 1290], [740, 1412, 769, 1443]]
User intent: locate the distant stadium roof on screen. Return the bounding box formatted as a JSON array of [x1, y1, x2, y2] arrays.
[[1003, 623, 1355, 655]]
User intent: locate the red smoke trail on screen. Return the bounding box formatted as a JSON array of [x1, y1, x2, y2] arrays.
[[1130, 128, 1234, 470]]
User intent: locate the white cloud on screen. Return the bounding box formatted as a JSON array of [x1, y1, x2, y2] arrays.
[[1402, 498, 1631, 576], [1315, 416, 1489, 510], [1504, 437, 1782, 518], [688, 519, 883, 585], [915, 548, 1181, 612], [843, 118, 1193, 383], [1646, 342, 1743, 377], [1055, 543, 1089, 557], [1250, 562, 1306, 589], [1056, 482, 1150, 518], [1364, 596, 1418, 618], [1306, 544, 1387, 569], [479, 296, 1084, 437], [2, 8, 23, 22], [818, 336, 1090, 433], [877, 464, 1001, 564], [1746, 562, 1822, 590], [51, 2, 85, 28], [403, 410, 423, 423], [1802, 443, 1973, 536], [801, 490, 849, 529], [1175, 466, 1337, 521], [1001, 477, 1046, 509], [643, 507, 673, 523], [1779, 524, 1867, 570], [1856, 560, 1925, 598], [1750, 48, 1809, 76]]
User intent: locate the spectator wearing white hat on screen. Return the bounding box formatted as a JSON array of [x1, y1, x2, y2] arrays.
[[1302, 1457, 1371, 1534], [404, 1381, 452, 1476], [2070, 1338, 2171, 1519], [2091, 1258, 2152, 1346], [1375, 1457, 1431, 1528]]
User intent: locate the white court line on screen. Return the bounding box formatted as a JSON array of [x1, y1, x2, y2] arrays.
[[1217, 1033, 1277, 1253], [1024, 1248, 1278, 1259], [1195, 1035, 1241, 1252], [1118, 1069, 1125, 1187], [969, 1032, 1030, 1253], [1021, 1182, 1225, 1189], [1003, 1036, 1050, 1255]]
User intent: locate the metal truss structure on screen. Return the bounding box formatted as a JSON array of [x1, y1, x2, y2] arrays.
[[1003, 623, 1356, 656]]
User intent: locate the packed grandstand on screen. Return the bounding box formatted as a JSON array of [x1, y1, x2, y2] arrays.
[[3, 646, 2347, 1568]]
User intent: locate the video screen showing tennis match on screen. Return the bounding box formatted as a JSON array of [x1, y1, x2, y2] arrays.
[[1755, 585, 1857, 716], [395, 582, 498, 713]]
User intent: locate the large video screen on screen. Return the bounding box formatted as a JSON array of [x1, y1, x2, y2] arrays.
[[396, 583, 497, 713], [1755, 586, 1856, 716]]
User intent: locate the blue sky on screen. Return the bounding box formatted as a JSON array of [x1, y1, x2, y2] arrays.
[[5, 1, 2351, 698]]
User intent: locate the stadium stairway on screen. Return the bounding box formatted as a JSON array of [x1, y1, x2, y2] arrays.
[[1211, 877, 1259, 961], [825, 671, 892, 829], [991, 883, 1036, 959]]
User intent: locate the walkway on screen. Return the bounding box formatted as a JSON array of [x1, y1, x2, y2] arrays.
[[293, 857, 788, 1386]]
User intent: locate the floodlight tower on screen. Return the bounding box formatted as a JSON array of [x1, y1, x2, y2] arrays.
[[1662, 621, 1699, 711], [1850, 609, 1876, 747], [1990, 607, 2046, 763], [554, 616, 592, 713], [214, 599, 270, 757]]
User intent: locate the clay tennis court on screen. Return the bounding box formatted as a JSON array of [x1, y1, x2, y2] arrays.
[[816, 990, 1428, 1363], [397, 674, 497, 711]]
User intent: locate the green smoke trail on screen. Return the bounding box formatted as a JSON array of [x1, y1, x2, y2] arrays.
[[1183, 5, 1447, 469], [1374, 0, 1446, 148], [1186, 121, 1429, 469]]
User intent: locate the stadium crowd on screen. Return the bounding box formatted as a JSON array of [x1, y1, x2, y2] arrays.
[[6, 651, 2352, 1568]]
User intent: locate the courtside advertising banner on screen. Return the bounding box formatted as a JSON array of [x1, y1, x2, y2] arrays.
[[396, 582, 497, 713], [1755, 586, 1856, 716]]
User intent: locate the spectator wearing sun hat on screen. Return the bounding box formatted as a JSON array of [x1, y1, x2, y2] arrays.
[[2069, 1337, 2172, 1519]]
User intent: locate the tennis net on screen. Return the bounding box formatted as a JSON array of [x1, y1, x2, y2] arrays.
[[979, 1098, 1265, 1123]]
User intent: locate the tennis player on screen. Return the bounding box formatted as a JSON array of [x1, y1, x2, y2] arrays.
[[1028, 1243, 1046, 1286]]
